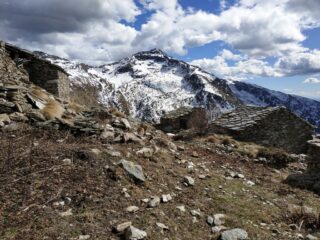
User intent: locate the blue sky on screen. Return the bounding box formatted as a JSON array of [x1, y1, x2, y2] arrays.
[[0, 0, 319, 99]]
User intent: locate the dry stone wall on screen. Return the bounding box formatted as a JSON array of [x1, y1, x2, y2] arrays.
[[1, 41, 70, 100], [285, 139, 320, 195], [209, 106, 314, 153], [158, 107, 208, 133]]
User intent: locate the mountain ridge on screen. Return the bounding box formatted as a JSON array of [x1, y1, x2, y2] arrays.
[[34, 49, 320, 132]]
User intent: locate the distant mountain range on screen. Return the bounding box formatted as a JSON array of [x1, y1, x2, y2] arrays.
[[35, 49, 320, 132]]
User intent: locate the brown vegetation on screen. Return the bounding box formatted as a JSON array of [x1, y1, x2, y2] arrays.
[[31, 87, 51, 101], [41, 99, 64, 120]]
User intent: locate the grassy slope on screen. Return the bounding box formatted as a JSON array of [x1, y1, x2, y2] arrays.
[[0, 126, 319, 240]]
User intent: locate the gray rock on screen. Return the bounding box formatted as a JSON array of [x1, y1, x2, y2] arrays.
[[125, 226, 147, 240], [148, 196, 160, 208], [100, 130, 115, 141], [118, 159, 145, 183], [0, 113, 10, 126], [306, 234, 318, 240], [156, 222, 169, 230], [213, 214, 226, 226], [136, 147, 154, 158], [190, 209, 201, 216], [125, 206, 139, 213], [161, 194, 172, 203], [211, 226, 227, 233], [9, 112, 28, 122], [183, 176, 195, 186], [115, 221, 132, 233], [120, 118, 131, 130], [220, 228, 248, 240], [176, 205, 186, 212], [207, 216, 214, 225]]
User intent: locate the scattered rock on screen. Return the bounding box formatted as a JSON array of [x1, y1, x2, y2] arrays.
[[220, 228, 248, 240], [62, 158, 72, 165], [211, 226, 227, 233], [207, 216, 214, 226], [115, 221, 132, 233], [120, 118, 131, 130], [136, 147, 154, 158], [148, 196, 160, 208], [190, 209, 201, 216], [183, 176, 195, 186], [306, 234, 318, 240], [125, 206, 139, 213], [176, 205, 186, 212], [104, 149, 122, 157], [118, 159, 145, 183], [213, 214, 226, 226], [125, 226, 147, 240], [0, 113, 11, 126], [59, 208, 73, 217], [156, 222, 169, 230], [78, 235, 90, 240], [192, 151, 199, 157], [161, 194, 172, 203]]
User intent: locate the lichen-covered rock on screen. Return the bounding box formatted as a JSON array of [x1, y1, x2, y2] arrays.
[[220, 228, 248, 240]]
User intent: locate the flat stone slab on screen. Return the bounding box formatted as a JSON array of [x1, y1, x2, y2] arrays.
[[118, 159, 145, 183]]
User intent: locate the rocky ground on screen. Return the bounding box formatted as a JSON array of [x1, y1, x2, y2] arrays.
[[1, 121, 320, 240]]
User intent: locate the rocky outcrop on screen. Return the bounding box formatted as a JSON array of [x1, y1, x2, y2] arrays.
[[209, 106, 314, 153]]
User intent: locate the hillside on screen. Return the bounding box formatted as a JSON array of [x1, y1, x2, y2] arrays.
[[35, 49, 320, 132], [2, 41, 320, 240]]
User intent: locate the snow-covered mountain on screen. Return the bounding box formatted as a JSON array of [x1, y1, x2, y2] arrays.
[[34, 49, 320, 132]]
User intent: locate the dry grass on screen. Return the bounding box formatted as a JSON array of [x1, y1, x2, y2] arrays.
[[206, 134, 239, 147], [31, 87, 51, 101], [67, 101, 86, 114], [109, 107, 126, 118], [1, 127, 320, 239], [257, 147, 295, 168], [41, 99, 65, 120]]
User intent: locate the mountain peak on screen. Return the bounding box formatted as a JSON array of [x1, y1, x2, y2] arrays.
[[133, 48, 168, 60]]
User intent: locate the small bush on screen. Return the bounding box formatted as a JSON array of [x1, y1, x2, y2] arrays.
[[41, 99, 64, 120], [207, 135, 219, 144], [257, 147, 294, 168]]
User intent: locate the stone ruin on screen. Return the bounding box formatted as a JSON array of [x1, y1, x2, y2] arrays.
[[285, 139, 320, 194], [157, 107, 208, 133], [1, 41, 70, 99], [208, 106, 315, 153]]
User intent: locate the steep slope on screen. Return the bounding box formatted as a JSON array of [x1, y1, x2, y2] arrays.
[[34, 50, 320, 132]]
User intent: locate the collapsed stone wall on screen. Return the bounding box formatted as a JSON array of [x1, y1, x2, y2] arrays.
[[209, 107, 314, 153], [24, 60, 70, 100], [159, 107, 208, 133], [2, 41, 70, 100], [285, 139, 320, 194], [0, 42, 29, 85]]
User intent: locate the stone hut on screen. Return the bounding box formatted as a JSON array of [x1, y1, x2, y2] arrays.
[[208, 106, 315, 153], [2, 41, 70, 99], [158, 107, 208, 133], [286, 139, 320, 194]]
